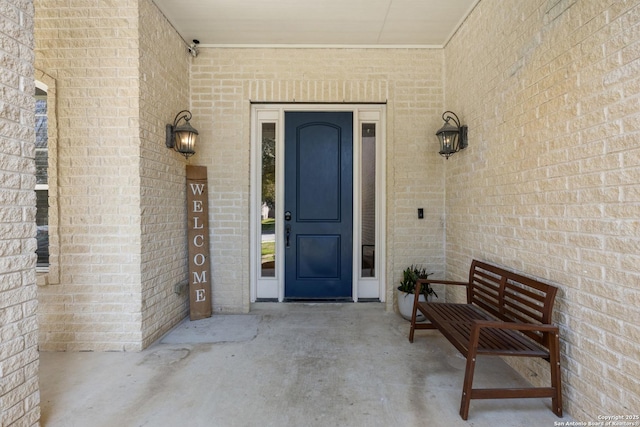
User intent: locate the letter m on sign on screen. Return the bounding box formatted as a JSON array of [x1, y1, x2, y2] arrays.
[[186, 165, 212, 320]]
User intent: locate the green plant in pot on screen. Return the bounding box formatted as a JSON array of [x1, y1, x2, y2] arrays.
[[397, 265, 437, 321]]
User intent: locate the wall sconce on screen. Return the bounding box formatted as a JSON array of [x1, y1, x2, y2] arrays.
[[166, 110, 198, 158], [436, 111, 468, 159]]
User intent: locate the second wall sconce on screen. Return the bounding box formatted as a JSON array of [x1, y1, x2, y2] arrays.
[[166, 110, 199, 158], [436, 111, 468, 159]]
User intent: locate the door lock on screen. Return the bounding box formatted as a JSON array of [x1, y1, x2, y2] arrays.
[[284, 211, 292, 221]]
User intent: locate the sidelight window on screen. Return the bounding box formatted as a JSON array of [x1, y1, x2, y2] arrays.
[[261, 123, 276, 278], [361, 123, 376, 278]]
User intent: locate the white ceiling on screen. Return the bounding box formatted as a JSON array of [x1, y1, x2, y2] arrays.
[[152, 0, 479, 48]]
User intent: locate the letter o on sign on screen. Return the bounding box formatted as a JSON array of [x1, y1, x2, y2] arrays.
[[194, 253, 206, 266]]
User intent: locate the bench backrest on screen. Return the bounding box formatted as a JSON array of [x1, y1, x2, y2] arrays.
[[467, 260, 559, 347]]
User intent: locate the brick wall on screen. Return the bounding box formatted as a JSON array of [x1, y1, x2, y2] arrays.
[[34, 0, 144, 351], [0, 0, 40, 425], [444, 0, 640, 419], [138, 0, 190, 348], [34, 0, 190, 351], [190, 48, 447, 312]]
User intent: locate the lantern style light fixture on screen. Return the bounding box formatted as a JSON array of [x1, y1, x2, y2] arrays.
[[435, 111, 468, 159], [166, 110, 199, 158]]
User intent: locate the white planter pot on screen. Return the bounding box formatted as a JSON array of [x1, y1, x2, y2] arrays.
[[397, 289, 427, 321]]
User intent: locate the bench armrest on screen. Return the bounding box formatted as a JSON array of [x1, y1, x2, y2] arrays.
[[466, 320, 560, 357], [415, 279, 469, 299], [416, 279, 469, 286]]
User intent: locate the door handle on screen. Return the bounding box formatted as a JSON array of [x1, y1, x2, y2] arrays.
[[285, 225, 291, 248]]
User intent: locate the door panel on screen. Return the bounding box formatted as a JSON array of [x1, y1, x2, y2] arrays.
[[297, 235, 340, 279], [297, 124, 341, 221], [285, 112, 353, 299]]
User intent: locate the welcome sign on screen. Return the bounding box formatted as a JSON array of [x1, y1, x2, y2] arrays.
[[186, 165, 212, 320]]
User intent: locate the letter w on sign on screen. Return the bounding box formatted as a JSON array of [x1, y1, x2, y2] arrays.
[[186, 165, 212, 320]]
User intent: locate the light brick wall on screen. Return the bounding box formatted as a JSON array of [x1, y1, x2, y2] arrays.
[[34, 0, 190, 351], [0, 0, 40, 425], [191, 48, 446, 312], [34, 0, 144, 351], [138, 0, 190, 348], [444, 0, 640, 419]]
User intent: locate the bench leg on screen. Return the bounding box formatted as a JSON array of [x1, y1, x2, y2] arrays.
[[408, 285, 421, 343], [549, 331, 563, 417], [460, 353, 477, 420], [460, 327, 480, 420], [409, 317, 415, 343]]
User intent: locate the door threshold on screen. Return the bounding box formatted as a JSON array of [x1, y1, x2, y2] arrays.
[[283, 298, 353, 303]]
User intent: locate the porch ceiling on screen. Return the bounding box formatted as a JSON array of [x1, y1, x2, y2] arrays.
[[152, 0, 479, 48]]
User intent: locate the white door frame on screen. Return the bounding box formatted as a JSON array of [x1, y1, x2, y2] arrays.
[[250, 103, 386, 302]]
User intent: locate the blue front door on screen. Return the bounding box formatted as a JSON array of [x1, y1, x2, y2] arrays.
[[284, 112, 353, 299]]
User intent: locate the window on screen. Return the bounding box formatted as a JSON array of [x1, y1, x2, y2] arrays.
[[361, 123, 376, 278], [35, 87, 49, 270], [261, 123, 276, 277]]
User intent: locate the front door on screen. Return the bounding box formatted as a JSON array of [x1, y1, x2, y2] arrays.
[[284, 112, 353, 299]]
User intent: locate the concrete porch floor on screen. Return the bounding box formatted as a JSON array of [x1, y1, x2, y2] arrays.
[[39, 303, 571, 426]]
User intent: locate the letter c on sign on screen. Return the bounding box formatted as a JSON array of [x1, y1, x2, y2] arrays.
[[194, 234, 204, 247]]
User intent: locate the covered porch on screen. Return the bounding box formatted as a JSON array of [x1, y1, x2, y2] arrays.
[[2, 0, 639, 424]]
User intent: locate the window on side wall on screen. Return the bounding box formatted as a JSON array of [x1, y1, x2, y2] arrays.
[[35, 87, 49, 271]]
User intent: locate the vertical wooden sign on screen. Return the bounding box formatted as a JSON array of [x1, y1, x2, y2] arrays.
[[186, 165, 212, 320]]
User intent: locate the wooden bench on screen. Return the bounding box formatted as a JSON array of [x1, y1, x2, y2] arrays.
[[409, 259, 563, 420]]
